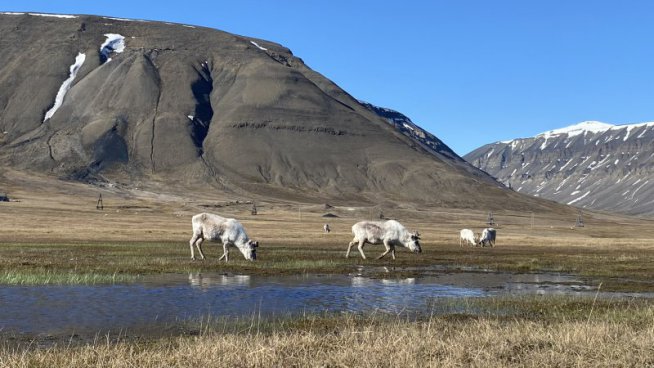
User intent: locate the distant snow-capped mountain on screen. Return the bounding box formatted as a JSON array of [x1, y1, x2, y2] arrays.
[[464, 121, 654, 216]]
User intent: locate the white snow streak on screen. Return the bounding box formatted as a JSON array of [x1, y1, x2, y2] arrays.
[[559, 159, 574, 171], [555, 177, 570, 191], [43, 53, 86, 122], [591, 155, 611, 170], [1, 12, 77, 18], [567, 191, 591, 205], [637, 125, 652, 138], [103, 16, 149, 22], [29, 13, 77, 18], [629, 180, 649, 200], [617, 172, 630, 184], [250, 41, 268, 51], [539, 137, 549, 150], [622, 125, 636, 141]]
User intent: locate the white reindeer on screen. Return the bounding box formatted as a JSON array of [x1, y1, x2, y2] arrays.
[[346, 220, 421, 260], [189, 213, 259, 261], [459, 229, 476, 247], [478, 228, 496, 247]]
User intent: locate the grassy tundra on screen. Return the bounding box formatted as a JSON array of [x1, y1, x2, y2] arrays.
[[1, 175, 654, 366], [1, 184, 653, 290]]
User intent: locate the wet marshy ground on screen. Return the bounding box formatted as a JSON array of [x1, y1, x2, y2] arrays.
[[2, 266, 651, 339]]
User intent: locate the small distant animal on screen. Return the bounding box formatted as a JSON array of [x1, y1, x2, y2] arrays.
[[189, 213, 259, 261], [346, 220, 421, 260], [459, 229, 476, 247], [323, 223, 331, 233], [478, 228, 496, 247]]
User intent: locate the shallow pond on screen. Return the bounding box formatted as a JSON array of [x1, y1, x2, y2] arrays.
[[0, 269, 650, 337]]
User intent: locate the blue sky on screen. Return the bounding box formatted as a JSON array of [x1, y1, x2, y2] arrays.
[[2, 1, 653, 155]]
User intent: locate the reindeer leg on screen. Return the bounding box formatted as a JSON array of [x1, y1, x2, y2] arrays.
[[346, 239, 357, 258], [220, 242, 229, 262], [189, 235, 198, 260], [357, 240, 367, 260], [195, 238, 206, 260], [190, 234, 205, 260], [377, 241, 392, 260]]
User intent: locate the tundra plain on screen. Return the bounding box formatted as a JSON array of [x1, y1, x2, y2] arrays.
[[1, 171, 654, 366]]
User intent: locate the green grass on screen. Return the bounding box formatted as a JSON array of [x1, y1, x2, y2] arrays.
[[2, 240, 654, 290], [0, 270, 136, 285]]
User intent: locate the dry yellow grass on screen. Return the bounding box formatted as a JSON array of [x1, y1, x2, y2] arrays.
[[2, 312, 653, 368]]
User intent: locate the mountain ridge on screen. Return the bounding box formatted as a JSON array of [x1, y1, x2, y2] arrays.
[[465, 121, 654, 216], [0, 12, 568, 213]]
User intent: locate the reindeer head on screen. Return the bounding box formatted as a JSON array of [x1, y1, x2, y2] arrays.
[[240, 240, 258, 261], [407, 231, 422, 254]]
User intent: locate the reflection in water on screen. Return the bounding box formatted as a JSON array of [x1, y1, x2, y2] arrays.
[[189, 273, 251, 289], [0, 271, 649, 337]]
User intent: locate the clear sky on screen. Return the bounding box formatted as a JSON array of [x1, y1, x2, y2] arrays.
[[2, 1, 653, 155]]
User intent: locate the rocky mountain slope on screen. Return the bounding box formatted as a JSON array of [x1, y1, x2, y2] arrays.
[[465, 121, 654, 216], [0, 12, 565, 212]]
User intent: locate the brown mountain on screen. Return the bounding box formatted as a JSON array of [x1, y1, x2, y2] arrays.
[[0, 12, 564, 212]]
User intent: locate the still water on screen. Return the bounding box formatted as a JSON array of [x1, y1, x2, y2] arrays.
[[0, 270, 647, 336]]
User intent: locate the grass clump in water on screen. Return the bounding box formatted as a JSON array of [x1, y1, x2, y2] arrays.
[[0, 270, 135, 285]]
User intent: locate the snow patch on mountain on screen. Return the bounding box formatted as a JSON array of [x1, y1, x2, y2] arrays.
[[43, 53, 86, 121], [100, 34, 125, 63], [567, 190, 591, 205], [1, 12, 77, 18], [103, 16, 149, 22], [534, 121, 654, 142], [538, 121, 614, 138], [250, 41, 267, 51]]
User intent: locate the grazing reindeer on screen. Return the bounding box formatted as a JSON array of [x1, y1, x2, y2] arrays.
[[189, 213, 259, 261], [478, 228, 496, 247], [346, 220, 421, 260], [459, 229, 476, 247]]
